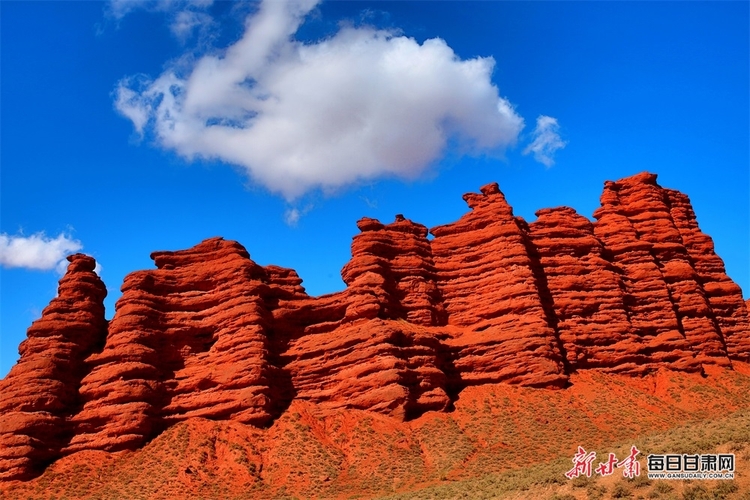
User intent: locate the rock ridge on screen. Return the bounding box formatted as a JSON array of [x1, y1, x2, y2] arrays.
[[1, 172, 748, 480]]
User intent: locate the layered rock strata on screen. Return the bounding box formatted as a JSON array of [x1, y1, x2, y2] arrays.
[[528, 207, 646, 372], [65, 239, 277, 454], [664, 188, 750, 361], [0, 255, 107, 480], [595, 173, 728, 366], [430, 183, 567, 388], [1, 172, 748, 481], [341, 215, 445, 326]]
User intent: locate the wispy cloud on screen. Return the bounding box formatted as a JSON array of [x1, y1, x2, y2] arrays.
[[108, 0, 215, 42], [523, 115, 566, 167], [284, 208, 302, 227], [170, 10, 214, 42], [109, 0, 213, 19], [114, 0, 525, 200], [114, 85, 150, 134], [284, 204, 313, 227], [0, 233, 83, 271]]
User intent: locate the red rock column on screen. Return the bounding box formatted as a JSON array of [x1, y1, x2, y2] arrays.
[[430, 183, 567, 387], [66, 238, 276, 454], [340, 215, 445, 326], [64, 269, 173, 453], [279, 216, 451, 420], [607, 173, 728, 366], [593, 176, 700, 371], [665, 189, 750, 362], [0, 254, 107, 480], [528, 207, 647, 372]]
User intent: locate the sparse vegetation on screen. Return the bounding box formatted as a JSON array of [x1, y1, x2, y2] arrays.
[[587, 483, 607, 500], [3, 373, 750, 500], [648, 481, 674, 498], [681, 484, 711, 500]]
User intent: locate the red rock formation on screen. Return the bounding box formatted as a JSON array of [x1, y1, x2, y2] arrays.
[[665, 188, 750, 362], [601, 173, 728, 365], [430, 183, 568, 388], [65, 238, 276, 454], [341, 215, 445, 326], [592, 179, 702, 371], [528, 207, 646, 372], [281, 320, 450, 420], [0, 254, 107, 480], [275, 215, 451, 419], [1, 172, 748, 482]]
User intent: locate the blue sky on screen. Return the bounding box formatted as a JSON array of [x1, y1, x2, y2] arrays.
[[1, 1, 748, 378]]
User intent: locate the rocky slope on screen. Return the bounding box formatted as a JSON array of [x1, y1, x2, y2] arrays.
[[1, 172, 748, 481], [3, 366, 750, 499]]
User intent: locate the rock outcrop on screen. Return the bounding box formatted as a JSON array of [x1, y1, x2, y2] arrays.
[[430, 183, 567, 388], [0, 255, 107, 480], [66, 239, 278, 454], [1, 172, 748, 481], [664, 188, 750, 362], [595, 173, 728, 367], [528, 206, 646, 372], [341, 215, 445, 327]]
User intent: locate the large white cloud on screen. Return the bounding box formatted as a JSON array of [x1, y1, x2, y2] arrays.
[[0, 233, 82, 271], [115, 0, 526, 200], [523, 115, 566, 167]]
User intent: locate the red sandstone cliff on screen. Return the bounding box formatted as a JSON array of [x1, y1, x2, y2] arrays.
[[1, 172, 748, 481], [0, 255, 107, 480]]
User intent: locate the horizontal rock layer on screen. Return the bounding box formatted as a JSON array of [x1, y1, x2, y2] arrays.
[[0, 255, 107, 480], [1, 172, 748, 480]]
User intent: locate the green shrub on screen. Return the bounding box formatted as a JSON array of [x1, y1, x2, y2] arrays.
[[682, 484, 710, 500], [612, 483, 633, 499], [712, 481, 738, 500], [647, 481, 674, 498], [587, 483, 607, 500], [571, 474, 592, 488]]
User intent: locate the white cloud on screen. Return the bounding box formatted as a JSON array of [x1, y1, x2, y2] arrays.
[[108, 0, 215, 43], [283, 204, 313, 227], [108, 0, 150, 19], [114, 0, 525, 200], [0, 233, 83, 271], [284, 208, 301, 227], [170, 10, 214, 42], [114, 85, 150, 134], [523, 115, 566, 167]]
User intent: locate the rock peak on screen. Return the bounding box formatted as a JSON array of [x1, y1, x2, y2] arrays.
[[461, 182, 511, 210], [0, 253, 107, 480], [479, 182, 501, 195], [65, 253, 98, 273], [618, 171, 658, 186]]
